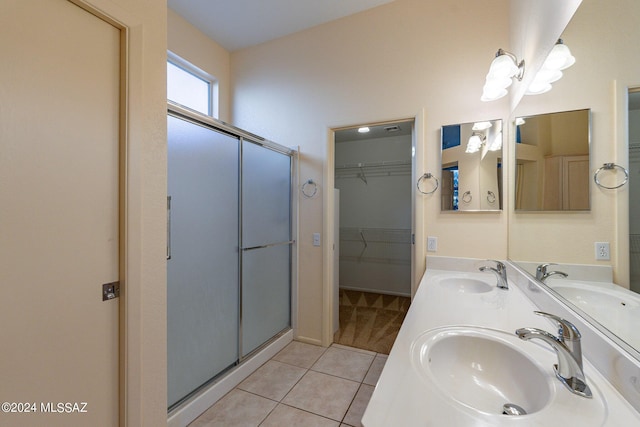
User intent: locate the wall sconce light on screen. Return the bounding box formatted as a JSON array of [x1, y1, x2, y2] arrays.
[[526, 39, 575, 96], [481, 49, 525, 102]]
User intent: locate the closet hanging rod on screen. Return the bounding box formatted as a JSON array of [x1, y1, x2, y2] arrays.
[[335, 160, 411, 170]]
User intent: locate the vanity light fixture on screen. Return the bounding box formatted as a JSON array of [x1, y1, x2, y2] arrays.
[[358, 127, 370, 133], [481, 49, 525, 102], [526, 39, 575, 96]]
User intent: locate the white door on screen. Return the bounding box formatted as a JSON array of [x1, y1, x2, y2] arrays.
[[0, 1, 121, 426]]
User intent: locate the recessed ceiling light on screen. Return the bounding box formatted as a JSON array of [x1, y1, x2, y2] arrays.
[[358, 127, 370, 133]]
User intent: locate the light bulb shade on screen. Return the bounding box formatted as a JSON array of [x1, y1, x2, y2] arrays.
[[544, 41, 576, 71], [466, 135, 483, 153], [487, 54, 519, 79], [525, 81, 552, 95], [487, 132, 502, 151], [481, 86, 507, 102], [472, 121, 493, 131], [535, 69, 563, 84]]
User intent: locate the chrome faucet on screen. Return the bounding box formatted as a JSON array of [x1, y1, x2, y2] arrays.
[[516, 311, 592, 398], [478, 260, 508, 290], [536, 263, 568, 282]]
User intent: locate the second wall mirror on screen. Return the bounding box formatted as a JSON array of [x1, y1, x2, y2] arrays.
[[441, 119, 503, 212], [514, 109, 591, 211]]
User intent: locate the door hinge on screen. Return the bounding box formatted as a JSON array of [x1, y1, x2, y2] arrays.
[[102, 281, 120, 301]]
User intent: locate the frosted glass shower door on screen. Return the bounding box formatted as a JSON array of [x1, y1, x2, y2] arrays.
[[241, 141, 292, 356], [167, 115, 239, 408]]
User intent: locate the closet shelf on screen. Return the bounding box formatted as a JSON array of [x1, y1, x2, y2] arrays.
[[335, 161, 411, 181], [339, 255, 410, 266], [340, 227, 411, 244], [335, 160, 411, 170]]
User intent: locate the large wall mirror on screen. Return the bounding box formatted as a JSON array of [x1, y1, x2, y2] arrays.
[[509, 0, 640, 363], [515, 109, 590, 211], [440, 119, 503, 212]]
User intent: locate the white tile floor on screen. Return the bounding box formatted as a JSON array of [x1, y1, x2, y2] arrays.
[[188, 342, 387, 427]]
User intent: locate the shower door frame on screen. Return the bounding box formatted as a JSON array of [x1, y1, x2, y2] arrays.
[[167, 102, 297, 411]]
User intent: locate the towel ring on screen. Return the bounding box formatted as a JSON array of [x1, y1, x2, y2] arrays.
[[462, 191, 472, 203], [594, 163, 629, 189], [417, 173, 439, 195], [487, 191, 496, 204], [301, 179, 318, 198]]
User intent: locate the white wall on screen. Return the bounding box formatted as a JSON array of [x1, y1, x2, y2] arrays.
[[509, 0, 640, 287], [52, 0, 167, 424], [164, 0, 588, 345], [168, 9, 232, 122], [230, 0, 511, 343]]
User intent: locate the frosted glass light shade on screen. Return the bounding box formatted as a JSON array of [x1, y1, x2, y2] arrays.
[[487, 54, 519, 79], [466, 135, 483, 153], [472, 121, 493, 131], [526, 81, 552, 95], [544, 42, 576, 71]]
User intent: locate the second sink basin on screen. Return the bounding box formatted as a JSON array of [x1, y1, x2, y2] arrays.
[[438, 277, 493, 293], [411, 327, 551, 415]]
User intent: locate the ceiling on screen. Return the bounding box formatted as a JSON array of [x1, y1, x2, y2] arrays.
[[167, 0, 395, 52]]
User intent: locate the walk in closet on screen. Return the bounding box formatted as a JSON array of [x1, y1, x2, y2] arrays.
[[334, 123, 412, 297]]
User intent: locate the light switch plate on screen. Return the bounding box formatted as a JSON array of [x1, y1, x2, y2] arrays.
[[313, 233, 321, 247]]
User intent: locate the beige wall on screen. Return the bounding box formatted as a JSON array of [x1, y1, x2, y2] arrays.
[[163, 0, 588, 345], [230, 0, 511, 343], [98, 0, 168, 424], [509, 0, 640, 286], [168, 9, 232, 122]]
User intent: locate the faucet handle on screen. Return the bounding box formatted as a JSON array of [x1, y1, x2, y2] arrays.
[[486, 259, 506, 270], [537, 262, 556, 271], [534, 311, 581, 341], [536, 263, 555, 278]]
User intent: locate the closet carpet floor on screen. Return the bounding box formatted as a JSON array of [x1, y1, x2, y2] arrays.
[[333, 289, 411, 355]]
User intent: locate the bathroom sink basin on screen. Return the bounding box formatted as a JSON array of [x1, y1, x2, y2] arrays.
[[547, 281, 640, 312], [546, 279, 640, 349], [438, 277, 493, 293], [411, 327, 551, 415]]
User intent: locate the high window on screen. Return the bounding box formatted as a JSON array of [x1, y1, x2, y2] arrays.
[[167, 53, 217, 118]]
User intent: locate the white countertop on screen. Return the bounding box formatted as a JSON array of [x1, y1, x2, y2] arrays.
[[361, 264, 640, 426]]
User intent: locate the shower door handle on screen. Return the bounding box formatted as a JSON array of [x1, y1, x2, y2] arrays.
[[167, 195, 172, 260]]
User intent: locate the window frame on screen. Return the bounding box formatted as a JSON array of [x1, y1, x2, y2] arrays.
[[167, 51, 218, 119]]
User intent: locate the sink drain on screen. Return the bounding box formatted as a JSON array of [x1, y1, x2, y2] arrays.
[[502, 403, 527, 416]]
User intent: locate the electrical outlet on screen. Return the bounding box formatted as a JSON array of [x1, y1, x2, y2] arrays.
[[427, 236, 438, 252], [595, 242, 610, 260]]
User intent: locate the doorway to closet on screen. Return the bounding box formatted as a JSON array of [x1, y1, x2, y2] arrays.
[[332, 120, 414, 354]]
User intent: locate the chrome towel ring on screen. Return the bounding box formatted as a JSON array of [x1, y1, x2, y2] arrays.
[[417, 173, 439, 195], [594, 163, 629, 189], [462, 191, 472, 203], [487, 190, 496, 203], [301, 179, 318, 198]]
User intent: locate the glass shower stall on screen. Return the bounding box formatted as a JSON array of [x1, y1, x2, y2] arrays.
[[166, 105, 294, 409]]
